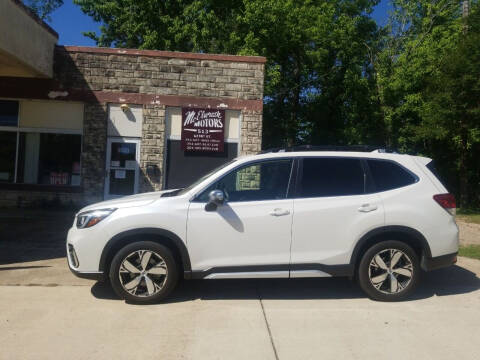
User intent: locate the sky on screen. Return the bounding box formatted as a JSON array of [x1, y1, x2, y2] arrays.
[[47, 0, 392, 47]]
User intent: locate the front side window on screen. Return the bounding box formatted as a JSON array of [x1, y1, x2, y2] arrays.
[[176, 159, 237, 197], [367, 159, 417, 192], [299, 157, 365, 198], [196, 159, 293, 202]]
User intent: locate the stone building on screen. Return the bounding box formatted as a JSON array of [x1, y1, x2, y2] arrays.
[[0, 0, 265, 207]]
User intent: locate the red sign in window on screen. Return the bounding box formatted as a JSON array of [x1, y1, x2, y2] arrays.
[[50, 172, 69, 185], [181, 108, 225, 152]]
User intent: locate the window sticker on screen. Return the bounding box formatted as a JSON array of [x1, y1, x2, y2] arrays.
[[0, 100, 19, 127], [125, 160, 137, 169], [115, 170, 126, 179], [118, 146, 131, 154]]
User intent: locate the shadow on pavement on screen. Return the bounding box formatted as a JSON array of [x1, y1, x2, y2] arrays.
[[0, 265, 51, 271], [91, 263, 480, 303], [0, 209, 75, 265]]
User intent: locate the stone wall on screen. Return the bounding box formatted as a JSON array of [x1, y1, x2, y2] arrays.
[[54, 48, 264, 101], [240, 110, 263, 155], [0, 47, 265, 207], [0, 190, 84, 208], [54, 48, 265, 197], [82, 103, 107, 203], [140, 104, 165, 192]]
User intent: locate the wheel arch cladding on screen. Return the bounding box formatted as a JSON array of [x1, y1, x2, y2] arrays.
[[350, 226, 432, 267], [99, 228, 191, 274]]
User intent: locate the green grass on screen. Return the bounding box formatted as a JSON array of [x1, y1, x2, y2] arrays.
[[459, 245, 480, 260], [456, 208, 480, 225]]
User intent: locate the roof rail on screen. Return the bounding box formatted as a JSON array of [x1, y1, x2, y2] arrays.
[[370, 148, 397, 153], [260, 145, 396, 154]]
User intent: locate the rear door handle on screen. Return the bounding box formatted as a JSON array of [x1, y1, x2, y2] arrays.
[[270, 208, 290, 216], [358, 204, 378, 213]]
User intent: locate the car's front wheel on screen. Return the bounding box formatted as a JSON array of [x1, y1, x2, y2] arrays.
[[358, 240, 420, 301], [109, 241, 178, 304]]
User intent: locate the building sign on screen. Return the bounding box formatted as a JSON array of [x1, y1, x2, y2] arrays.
[[181, 107, 225, 152]]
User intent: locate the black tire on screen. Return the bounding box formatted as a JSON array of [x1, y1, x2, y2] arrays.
[[109, 241, 179, 304], [358, 240, 420, 301]]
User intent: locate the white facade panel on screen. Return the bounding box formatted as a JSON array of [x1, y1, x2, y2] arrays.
[[20, 100, 83, 131], [108, 104, 143, 137]]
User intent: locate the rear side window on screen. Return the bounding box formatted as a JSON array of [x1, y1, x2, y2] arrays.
[[426, 160, 446, 187], [367, 159, 417, 192], [299, 158, 365, 197]]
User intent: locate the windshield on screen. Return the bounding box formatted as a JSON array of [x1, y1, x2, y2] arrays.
[[175, 159, 238, 196]]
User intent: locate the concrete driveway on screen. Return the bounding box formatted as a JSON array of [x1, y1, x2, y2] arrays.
[[0, 256, 479, 360], [1, 210, 479, 360]]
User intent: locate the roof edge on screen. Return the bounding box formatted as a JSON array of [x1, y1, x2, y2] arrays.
[[10, 0, 58, 39], [59, 45, 267, 64]]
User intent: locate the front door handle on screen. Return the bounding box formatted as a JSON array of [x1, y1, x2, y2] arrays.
[[270, 208, 290, 216], [358, 204, 378, 213]]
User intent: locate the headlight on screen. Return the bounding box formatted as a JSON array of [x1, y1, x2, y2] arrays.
[[76, 208, 116, 229]]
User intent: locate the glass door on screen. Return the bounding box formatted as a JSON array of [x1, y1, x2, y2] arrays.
[[104, 138, 140, 199]]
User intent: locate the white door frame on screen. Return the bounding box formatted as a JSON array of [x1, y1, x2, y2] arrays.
[[104, 137, 141, 199]]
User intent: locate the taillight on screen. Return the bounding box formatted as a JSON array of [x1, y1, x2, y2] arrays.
[[433, 193, 456, 216]]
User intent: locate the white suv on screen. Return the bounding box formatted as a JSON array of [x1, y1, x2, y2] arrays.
[[67, 149, 459, 303]]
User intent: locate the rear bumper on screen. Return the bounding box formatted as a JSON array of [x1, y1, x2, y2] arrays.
[[421, 252, 457, 271]]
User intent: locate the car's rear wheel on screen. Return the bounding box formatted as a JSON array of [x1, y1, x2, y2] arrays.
[[109, 241, 178, 304], [358, 240, 420, 301]]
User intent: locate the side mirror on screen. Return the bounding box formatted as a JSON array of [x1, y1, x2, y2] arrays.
[[205, 190, 225, 211]]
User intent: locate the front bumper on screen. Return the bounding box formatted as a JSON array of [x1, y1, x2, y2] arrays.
[[68, 264, 105, 281], [67, 255, 105, 281], [67, 232, 105, 281], [421, 252, 458, 271]]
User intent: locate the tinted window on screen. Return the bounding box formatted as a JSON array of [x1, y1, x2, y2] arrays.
[[0, 100, 19, 127], [367, 159, 416, 192], [16, 133, 81, 186], [426, 160, 446, 187], [299, 158, 365, 197], [165, 140, 238, 189], [196, 160, 292, 202], [0, 131, 17, 183]]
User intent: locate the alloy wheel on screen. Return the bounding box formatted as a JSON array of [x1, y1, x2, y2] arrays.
[[368, 248, 414, 294], [118, 250, 168, 297]]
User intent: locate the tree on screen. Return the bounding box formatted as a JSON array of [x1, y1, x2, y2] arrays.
[[75, 0, 381, 148], [374, 0, 480, 207], [24, 0, 63, 21], [420, 4, 480, 207], [75, 0, 479, 206]]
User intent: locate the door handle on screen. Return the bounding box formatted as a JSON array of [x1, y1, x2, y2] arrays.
[[358, 204, 378, 213], [270, 208, 290, 216]]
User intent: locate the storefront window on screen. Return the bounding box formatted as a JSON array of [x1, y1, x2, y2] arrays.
[[0, 100, 19, 127], [0, 132, 17, 183], [0, 100, 82, 187], [17, 133, 82, 186]]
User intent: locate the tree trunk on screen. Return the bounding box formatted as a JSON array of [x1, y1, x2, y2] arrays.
[[458, 133, 469, 208]]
